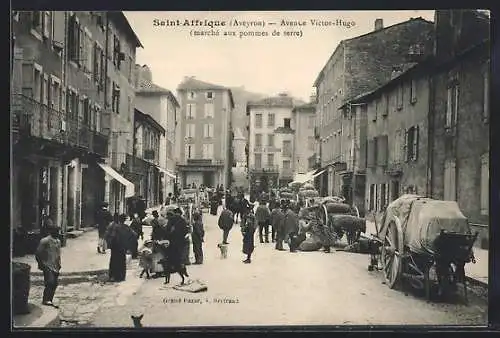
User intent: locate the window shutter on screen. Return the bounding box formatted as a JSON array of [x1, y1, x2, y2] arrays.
[[403, 129, 408, 162], [413, 125, 419, 161], [93, 44, 99, 80], [52, 11, 65, 48], [446, 87, 452, 127], [453, 85, 459, 126], [42, 12, 51, 38], [21, 62, 35, 98]]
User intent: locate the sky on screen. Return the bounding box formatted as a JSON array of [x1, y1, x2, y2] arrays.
[[124, 11, 435, 101]]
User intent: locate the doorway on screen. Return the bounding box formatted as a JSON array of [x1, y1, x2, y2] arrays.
[[203, 172, 214, 188]]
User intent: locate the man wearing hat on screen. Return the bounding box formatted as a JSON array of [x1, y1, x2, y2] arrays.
[[35, 223, 62, 308], [96, 202, 113, 254]]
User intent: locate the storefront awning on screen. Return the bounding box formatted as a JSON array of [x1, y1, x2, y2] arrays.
[[293, 170, 316, 184], [97, 163, 135, 198], [312, 168, 327, 178], [156, 166, 176, 179]]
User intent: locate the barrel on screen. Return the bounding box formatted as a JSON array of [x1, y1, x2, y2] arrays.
[[12, 262, 31, 315]]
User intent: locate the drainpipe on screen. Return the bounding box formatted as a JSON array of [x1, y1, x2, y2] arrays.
[[427, 75, 434, 197]]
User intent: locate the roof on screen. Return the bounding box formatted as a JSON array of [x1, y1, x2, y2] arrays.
[[108, 12, 143, 48], [343, 39, 489, 107], [134, 108, 165, 135], [292, 102, 316, 112], [136, 80, 180, 107], [313, 17, 433, 87], [247, 95, 294, 108], [177, 77, 234, 108]]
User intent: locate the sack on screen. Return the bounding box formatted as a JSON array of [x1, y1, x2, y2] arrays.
[[325, 202, 352, 214], [299, 235, 323, 251]]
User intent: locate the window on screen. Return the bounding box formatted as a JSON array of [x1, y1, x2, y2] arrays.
[[282, 140, 292, 156], [483, 64, 490, 123], [67, 14, 80, 63], [186, 104, 196, 119], [66, 89, 79, 119], [112, 35, 122, 69], [405, 126, 419, 161], [393, 129, 403, 163], [410, 79, 417, 103], [94, 105, 102, 132], [255, 133, 262, 147], [380, 183, 387, 210], [203, 124, 214, 138], [112, 83, 120, 113], [255, 114, 263, 128], [205, 91, 213, 99], [82, 97, 91, 126], [188, 91, 196, 100], [268, 134, 274, 147], [185, 144, 194, 160], [376, 135, 388, 166], [480, 154, 489, 215], [308, 116, 315, 128], [284, 118, 291, 128], [42, 11, 51, 38], [42, 74, 49, 106], [267, 154, 274, 167], [185, 124, 195, 138], [308, 137, 315, 151], [267, 113, 275, 127], [446, 82, 459, 129], [373, 99, 379, 122], [202, 144, 214, 159], [50, 76, 61, 111], [283, 160, 291, 169], [254, 154, 262, 168], [382, 94, 389, 117], [369, 184, 375, 211], [397, 85, 403, 110], [93, 43, 104, 86], [30, 11, 43, 35], [83, 29, 92, 74], [444, 159, 457, 201], [204, 103, 214, 118]]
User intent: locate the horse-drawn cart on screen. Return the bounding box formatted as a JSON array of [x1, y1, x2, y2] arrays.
[[371, 194, 478, 303]]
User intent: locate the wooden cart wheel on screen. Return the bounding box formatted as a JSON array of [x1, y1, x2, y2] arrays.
[[381, 219, 404, 289]]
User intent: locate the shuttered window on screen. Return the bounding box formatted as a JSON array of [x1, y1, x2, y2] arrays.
[[367, 139, 375, 168], [377, 135, 388, 166], [52, 11, 65, 50], [480, 154, 489, 215]]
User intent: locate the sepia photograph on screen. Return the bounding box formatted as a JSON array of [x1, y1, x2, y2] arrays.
[[10, 9, 491, 329]]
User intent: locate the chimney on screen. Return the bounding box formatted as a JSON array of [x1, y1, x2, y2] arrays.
[[374, 18, 384, 31]]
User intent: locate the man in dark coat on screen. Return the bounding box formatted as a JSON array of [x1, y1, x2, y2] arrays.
[[284, 203, 300, 252], [191, 210, 205, 264], [105, 214, 131, 282], [255, 202, 271, 243], [239, 196, 253, 226], [164, 208, 190, 272], [271, 204, 286, 250], [151, 210, 167, 241], [218, 206, 234, 244], [96, 203, 113, 254], [136, 197, 146, 220], [241, 211, 257, 263]]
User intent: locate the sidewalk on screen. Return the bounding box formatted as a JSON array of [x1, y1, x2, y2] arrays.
[[365, 221, 488, 286]]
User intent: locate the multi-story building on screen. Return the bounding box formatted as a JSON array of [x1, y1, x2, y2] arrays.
[[11, 11, 142, 250], [176, 77, 234, 189], [313, 17, 434, 197], [11, 11, 110, 240], [346, 63, 431, 216], [246, 93, 298, 191], [292, 101, 316, 175], [429, 10, 490, 248], [135, 64, 179, 198], [104, 12, 143, 214], [127, 108, 165, 208]]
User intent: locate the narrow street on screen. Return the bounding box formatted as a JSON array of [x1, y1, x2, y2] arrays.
[[80, 210, 487, 328]]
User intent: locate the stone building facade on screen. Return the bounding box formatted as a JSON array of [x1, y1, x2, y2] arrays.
[[313, 17, 434, 197]]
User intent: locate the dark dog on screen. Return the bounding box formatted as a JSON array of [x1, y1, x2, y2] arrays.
[[159, 258, 189, 285]]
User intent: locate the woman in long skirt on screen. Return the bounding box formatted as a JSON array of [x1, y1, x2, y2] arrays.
[[241, 213, 257, 264]]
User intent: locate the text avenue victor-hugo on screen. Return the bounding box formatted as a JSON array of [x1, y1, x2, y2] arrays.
[[163, 297, 240, 304], [153, 18, 355, 29]]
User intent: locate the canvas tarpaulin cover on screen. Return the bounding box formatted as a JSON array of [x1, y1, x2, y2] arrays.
[[404, 199, 470, 255]]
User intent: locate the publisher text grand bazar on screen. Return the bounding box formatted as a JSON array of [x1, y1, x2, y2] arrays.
[[152, 18, 356, 29]]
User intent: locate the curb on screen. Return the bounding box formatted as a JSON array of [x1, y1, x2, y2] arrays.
[[466, 276, 488, 289], [13, 303, 60, 328]]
